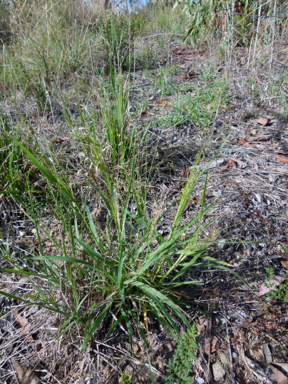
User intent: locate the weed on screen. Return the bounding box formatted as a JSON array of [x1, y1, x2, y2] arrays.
[[165, 324, 198, 383], [121, 374, 139, 384], [265, 267, 288, 301]]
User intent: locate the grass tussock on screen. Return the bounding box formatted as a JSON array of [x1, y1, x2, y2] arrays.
[[1, 0, 287, 381]]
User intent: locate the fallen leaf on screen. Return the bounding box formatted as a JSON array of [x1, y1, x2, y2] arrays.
[[191, 189, 210, 203], [184, 200, 192, 211], [217, 162, 230, 172], [217, 158, 236, 172], [211, 336, 218, 353], [276, 154, 288, 163], [238, 138, 251, 147], [281, 260, 288, 269], [11, 359, 40, 384], [251, 129, 257, 135], [204, 338, 211, 354], [255, 117, 271, 126], [183, 167, 190, 177], [197, 319, 207, 332], [12, 311, 33, 340], [259, 275, 285, 296], [269, 365, 288, 384]]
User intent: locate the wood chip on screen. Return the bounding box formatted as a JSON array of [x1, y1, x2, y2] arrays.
[[276, 154, 288, 163], [238, 138, 251, 147], [11, 359, 40, 384], [255, 118, 271, 126], [12, 311, 33, 341]]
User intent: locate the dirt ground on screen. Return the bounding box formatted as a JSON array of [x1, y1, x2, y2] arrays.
[[1, 37, 288, 383]]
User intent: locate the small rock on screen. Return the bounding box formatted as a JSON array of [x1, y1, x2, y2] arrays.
[[269, 174, 277, 183], [263, 344, 272, 366], [193, 378, 205, 384], [212, 362, 225, 381], [254, 193, 262, 203], [219, 353, 230, 367], [232, 352, 239, 363]]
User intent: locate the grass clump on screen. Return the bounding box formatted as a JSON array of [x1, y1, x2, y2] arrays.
[[1, 126, 227, 352], [0, 0, 264, 382], [0, 61, 231, 361]]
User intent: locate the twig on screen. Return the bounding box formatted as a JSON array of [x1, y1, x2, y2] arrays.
[[273, 58, 288, 69], [205, 304, 212, 383], [224, 306, 235, 383], [128, 81, 151, 90], [265, 334, 288, 352]]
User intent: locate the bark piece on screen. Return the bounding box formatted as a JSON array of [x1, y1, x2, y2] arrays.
[[263, 344, 272, 366], [11, 359, 40, 384], [219, 353, 230, 368], [255, 118, 271, 126], [270, 365, 288, 384]]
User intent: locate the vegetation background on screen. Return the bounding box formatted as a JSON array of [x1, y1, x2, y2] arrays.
[[1, 0, 288, 382]]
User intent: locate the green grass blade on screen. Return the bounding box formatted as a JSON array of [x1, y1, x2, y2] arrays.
[[131, 281, 190, 328], [31, 255, 95, 268], [120, 308, 133, 351], [10, 135, 73, 201], [81, 303, 112, 351]]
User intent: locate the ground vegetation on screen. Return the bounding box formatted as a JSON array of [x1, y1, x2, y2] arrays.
[[1, 0, 288, 382]]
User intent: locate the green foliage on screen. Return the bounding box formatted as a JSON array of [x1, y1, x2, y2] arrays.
[[265, 267, 288, 302], [102, 11, 143, 70], [175, 0, 286, 46], [82, 67, 135, 168], [165, 324, 198, 383], [0, 3, 262, 383], [175, 67, 230, 127], [121, 374, 139, 384], [0, 119, 25, 195], [174, 0, 226, 43], [1, 123, 231, 354]]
